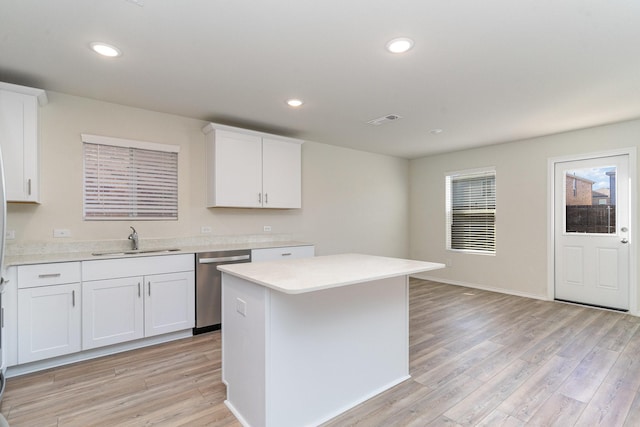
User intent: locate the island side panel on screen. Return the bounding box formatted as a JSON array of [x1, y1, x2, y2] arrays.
[[266, 276, 409, 427], [221, 273, 268, 427]]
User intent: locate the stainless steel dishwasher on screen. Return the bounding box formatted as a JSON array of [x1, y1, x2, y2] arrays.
[[194, 250, 251, 334]]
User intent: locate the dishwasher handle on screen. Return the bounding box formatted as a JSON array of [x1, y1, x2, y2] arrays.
[[199, 254, 251, 264]]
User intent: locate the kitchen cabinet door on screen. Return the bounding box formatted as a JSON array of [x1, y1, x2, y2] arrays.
[[17, 283, 81, 363], [82, 277, 144, 350], [207, 130, 263, 208], [262, 138, 302, 208], [144, 271, 195, 337], [0, 89, 41, 202]]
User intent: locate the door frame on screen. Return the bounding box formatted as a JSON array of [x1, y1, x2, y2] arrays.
[[547, 147, 637, 314]]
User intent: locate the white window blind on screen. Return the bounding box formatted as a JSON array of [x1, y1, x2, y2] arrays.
[[83, 135, 179, 220], [446, 168, 496, 253]]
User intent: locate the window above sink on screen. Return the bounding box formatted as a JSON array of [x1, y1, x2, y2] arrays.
[[82, 134, 180, 221]]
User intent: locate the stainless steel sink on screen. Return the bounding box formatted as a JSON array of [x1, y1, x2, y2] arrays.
[[91, 248, 181, 256]]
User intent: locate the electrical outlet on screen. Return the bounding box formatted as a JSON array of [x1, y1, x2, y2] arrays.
[[263, 226, 272, 232], [236, 298, 247, 316], [5, 230, 15, 240], [200, 226, 212, 233], [53, 228, 71, 238]]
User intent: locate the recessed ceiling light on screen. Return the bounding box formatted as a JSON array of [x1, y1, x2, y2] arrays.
[[286, 99, 304, 107], [386, 37, 414, 54], [90, 42, 122, 58]]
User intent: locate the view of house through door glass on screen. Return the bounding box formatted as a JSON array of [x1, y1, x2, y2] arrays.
[[554, 154, 630, 310]]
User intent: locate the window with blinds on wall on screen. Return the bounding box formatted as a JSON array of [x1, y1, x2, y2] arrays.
[[445, 168, 496, 254], [82, 134, 179, 220]]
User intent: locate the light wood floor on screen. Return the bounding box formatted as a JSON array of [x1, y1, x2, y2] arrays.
[[2, 279, 640, 426]]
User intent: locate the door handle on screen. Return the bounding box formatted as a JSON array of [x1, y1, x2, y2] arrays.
[[621, 238, 629, 244]]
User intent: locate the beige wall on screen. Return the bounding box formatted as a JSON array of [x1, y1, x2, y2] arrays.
[[6, 92, 410, 257], [410, 118, 640, 305]]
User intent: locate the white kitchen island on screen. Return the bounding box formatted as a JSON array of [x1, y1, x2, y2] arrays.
[[218, 253, 444, 427]]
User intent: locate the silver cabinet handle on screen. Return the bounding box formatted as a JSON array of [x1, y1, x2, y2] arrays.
[[138, 282, 141, 297], [265, 193, 268, 204], [281, 253, 292, 257], [199, 255, 251, 264], [258, 193, 262, 204], [148, 281, 151, 296], [39, 273, 61, 278], [622, 238, 629, 244], [27, 178, 32, 195], [72, 290, 76, 307]]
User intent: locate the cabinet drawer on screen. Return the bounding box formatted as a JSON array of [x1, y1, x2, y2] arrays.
[[17, 262, 81, 288], [251, 245, 315, 263]]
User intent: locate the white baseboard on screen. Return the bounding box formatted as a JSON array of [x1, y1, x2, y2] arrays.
[[411, 274, 640, 317], [6, 329, 193, 378], [410, 274, 549, 301]]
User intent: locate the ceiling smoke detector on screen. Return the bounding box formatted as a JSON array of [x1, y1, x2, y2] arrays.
[[366, 114, 403, 126]]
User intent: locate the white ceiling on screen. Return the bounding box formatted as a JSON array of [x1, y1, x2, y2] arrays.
[[1, 0, 639, 159]]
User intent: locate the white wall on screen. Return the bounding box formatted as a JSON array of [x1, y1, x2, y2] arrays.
[[6, 91, 410, 258], [410, 118, 640, 303]]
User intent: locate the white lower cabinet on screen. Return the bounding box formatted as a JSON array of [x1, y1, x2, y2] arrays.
[[16, 262, 82, 364], [81, 254, 195, 351]]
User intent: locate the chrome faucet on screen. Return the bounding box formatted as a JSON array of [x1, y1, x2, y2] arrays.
[[128, 226, 139, 250]]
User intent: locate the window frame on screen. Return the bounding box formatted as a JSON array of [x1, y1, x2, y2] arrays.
[[82, 134, 180, 221], [445, 167, 496, 255]]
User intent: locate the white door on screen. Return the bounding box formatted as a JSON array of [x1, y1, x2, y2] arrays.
[[554, 154, 630, 310]]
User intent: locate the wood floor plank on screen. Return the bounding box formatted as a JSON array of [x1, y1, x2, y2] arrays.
[[527, 392, 586, 426], [443, 359, 539, 426], [556, 309, 618, 360], [576, 380, 636, 427], [605, 327, 640, 391], [557, 346, 620, 403], [323, 379, 433, 426], [412, 340, 504, 389], [596, 313, 640, 352], [382, 374, 484, 427], [496, 355, 580, 422], [623, 390, 640, 426], [477, 410, 525, 427]]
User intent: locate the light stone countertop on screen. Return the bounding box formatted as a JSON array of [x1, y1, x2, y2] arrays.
[[4, 240, 313, 267], [218, 253, 445, 294]]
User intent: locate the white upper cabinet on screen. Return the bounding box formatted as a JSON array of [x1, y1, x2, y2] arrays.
[[0, 82, 47, 203], [204, 123, 303, 209]]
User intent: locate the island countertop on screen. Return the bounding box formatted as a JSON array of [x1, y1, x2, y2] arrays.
[[217, 253, 445, 294]]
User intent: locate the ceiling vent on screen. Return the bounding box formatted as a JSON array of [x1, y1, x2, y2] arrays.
[[366, 114, 403, 126]]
